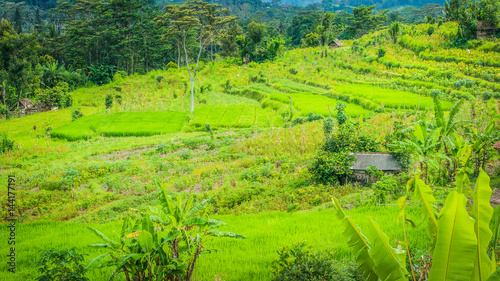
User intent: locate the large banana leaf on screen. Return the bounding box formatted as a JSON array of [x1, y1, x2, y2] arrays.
[[486, 267, 500, 281], [414, 123, 425, 144], [433, 97, 445, 129], [368, 219, 408, 281], [471, 169, 494, 281], [429, 191, 477, 281], [333, 198, 378, 281], [139, 230, 154, 253], [87, 227, 120, 250], [413, 178, 438, 241]]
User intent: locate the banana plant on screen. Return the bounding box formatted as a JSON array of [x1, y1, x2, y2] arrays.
[[469, 122, 500, 176], [86, 181, 245, 281], [333, 198, 408, 281], [395, 121, 447, 182], [149, 180, 245, 280], [335, 169, 500, 281]]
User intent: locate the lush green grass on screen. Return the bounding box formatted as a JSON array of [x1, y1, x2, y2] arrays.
[[0, 106, 100, 150], [334, 83, 453, 110], [0, 205, 429, 281], [270, 92, 371, 117], [51, 112, 188, 141], [189, 105, 283, 130], [205, 92, 260, 106], [271, 79, 328, 94]]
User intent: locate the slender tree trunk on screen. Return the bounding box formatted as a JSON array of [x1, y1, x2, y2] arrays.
[[177, 43, 181, 69], [190, 77, 194, 113], [181, 31, 208, 113], [123, 266, 131, 281], [186, 245, 202, 281]]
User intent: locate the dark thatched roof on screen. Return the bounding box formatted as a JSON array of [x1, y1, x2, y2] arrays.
[[330, 39, 343, 47], [350, 153, 401, 171], [19, 98, 34, 108]]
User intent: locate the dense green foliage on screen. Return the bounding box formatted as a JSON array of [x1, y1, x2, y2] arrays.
[[270, 242, 362, 281], [35, 248, 88, 281], [51, 112, 188, 140], [1, 2, 500, 280]]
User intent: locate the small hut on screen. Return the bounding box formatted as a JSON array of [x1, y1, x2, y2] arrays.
[[477, 21, 497, 39], [494, 141, 500, 154], [12, 98, 37, 116], [330, 39, 344, 48], [350, 153, 402, 182]]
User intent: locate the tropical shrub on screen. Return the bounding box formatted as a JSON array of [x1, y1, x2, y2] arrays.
[[0, 134, 14, 154], [71, 109, 83, 121], [371, 174, 400, 204], [309, 150, 355, 185], [166, 61, 178, 69], [180, 149, 191, 160], [105, 94, 113, 109], [112, 71, 127, 82], [334, 170, 500, 281], [36, 82, 73, 108], [86, 186, 245, 281], [377, 47, 386, 58], [88, 64, 115, 85], [35, 248, 88, 281], [115, 94, 122, 104], [270, 242, 362, 281], [323, 123, 379, 153], [335, 102, 348, 125], [0, 104, 9, 119], [291, 111, 324, 125]]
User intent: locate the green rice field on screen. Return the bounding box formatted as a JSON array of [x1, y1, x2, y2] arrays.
[[51, 112, 188, 141], [0, 205, 428, 281], [269, 92, 371, 117], [334, 83, 453, 110], [189, 105, 283, 129]]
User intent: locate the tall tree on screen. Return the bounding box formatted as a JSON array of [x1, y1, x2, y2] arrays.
[[158, 0, 237, 113], [218, 23, 244, 57], [35, 8, 42, 33], [14, 7, 22, 34], [346, 5, 387, 38]]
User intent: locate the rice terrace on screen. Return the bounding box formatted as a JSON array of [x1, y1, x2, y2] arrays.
[[1, 0, 500, 280]]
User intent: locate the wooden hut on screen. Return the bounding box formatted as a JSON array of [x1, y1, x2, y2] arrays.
[[330, 39, 344, 48], [12, 98, 37, 116], [350, 153, 402, 182], [477, 21, 497, 39], [494, 141, 500, 153]]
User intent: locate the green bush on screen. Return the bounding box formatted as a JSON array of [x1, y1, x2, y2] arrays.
[[115, 94, 122, 104], [104, 94, 113, 109], [309, 151, 355, 185], [35, 248, 88, 281], [180, 149, 191, 160], [36, 82, 73, 108], [88, 64, 115, 85], [377, 47, 386, 58], [270, 242, 362, 281], [71, 109, 83, 122], [335, 102, 348, 125], [0, 134, 14, 154], [371, 174, 400, 204], [324, 123, 379, 153], [112, 70, 127, 82], [166, 61, 178, 69], [0, 104, 10, 119]]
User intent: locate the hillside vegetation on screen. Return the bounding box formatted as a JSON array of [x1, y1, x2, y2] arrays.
[[1, 12, 500, 281]]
